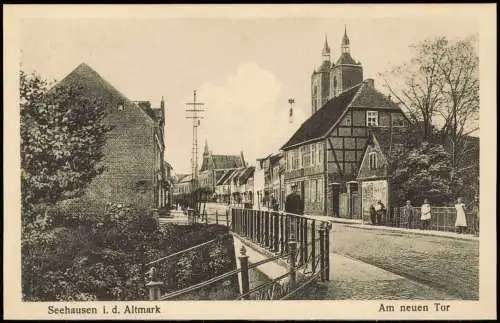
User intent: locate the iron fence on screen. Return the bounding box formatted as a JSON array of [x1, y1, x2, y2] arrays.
[[145, 207, 331, 301], [390, 207, 479, 235]]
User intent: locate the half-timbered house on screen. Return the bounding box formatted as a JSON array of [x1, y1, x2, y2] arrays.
[[281, 79, 409, 218]]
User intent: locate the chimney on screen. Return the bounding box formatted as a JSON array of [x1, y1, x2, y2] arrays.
[[365, 78, 374, 88]]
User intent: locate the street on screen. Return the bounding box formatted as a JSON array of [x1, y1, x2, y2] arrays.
[[329, 223, 479, 300], [169, 203, 479, 300]]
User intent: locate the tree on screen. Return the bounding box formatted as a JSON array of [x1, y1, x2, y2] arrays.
[[20, 70, 111, 223], [381, 35, 479, 201], [389, 141, 452, 207], [380, 37, 448, 141], [435, 35, 479, 197]]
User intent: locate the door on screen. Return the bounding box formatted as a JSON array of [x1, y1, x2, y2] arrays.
[[331, 183, 340, 217]]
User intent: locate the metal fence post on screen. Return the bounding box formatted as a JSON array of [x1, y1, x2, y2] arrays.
[[311, 220, 316, 272], [205, 209, 208, 225], [145, 267, 163, 301], [288, 238, 297, 290], [319, 226, 325, 281], [239, 246, 250, 300], [280, 213, 285, 254], [215, 210, 218, 225], [324, 223, 330, 281], [231, 208, 235, 232], [226, 209, 229, 228], [273, 212, 279, 252], [303, 218, 308, 267]]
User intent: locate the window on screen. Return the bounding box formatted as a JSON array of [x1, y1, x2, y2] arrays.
[[392, 113, 407, 127], [369, 152, 378, 169], [344, 115, 352, 126], [311, 144, 316, 165], [292, 149, 299, 170], [317, 143, 323, 165], [317, 179, 324, 203], [367, 111, 379, 126], [302, 145, 311, 167], [311, 180, 317, 202]]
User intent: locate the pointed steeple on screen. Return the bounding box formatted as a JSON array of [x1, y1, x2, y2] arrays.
[[322, 34, 331, 59], [203, 139, 210, 156], [341, 25, 350, 53]]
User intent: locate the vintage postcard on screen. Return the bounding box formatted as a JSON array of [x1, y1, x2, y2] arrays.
[[3, 3, 497, 320]]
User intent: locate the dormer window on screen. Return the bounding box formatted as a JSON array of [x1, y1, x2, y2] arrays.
[[367, 111, 378, 126], [369, 152, 378, 170]]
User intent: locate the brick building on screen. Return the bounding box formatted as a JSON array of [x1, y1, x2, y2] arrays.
[[56, 63, 168, 211]]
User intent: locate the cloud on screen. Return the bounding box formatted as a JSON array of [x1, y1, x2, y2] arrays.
[[195, 62, 307, 166]]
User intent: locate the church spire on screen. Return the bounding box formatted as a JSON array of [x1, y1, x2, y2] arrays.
[[322, 34, 331, 61], [341, 25, 350, 54], [160, 96, 165, 109], [203, 139, 210, 156]]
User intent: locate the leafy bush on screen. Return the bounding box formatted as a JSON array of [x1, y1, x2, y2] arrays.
[[22, 201, 235, 301]]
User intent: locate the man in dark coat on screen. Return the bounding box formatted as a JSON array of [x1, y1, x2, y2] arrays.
[[402, 200, 414, 229], [285, 184, 304, 215]]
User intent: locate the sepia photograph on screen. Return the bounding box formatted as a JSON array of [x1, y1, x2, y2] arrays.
[[3, 3, 496, 320]]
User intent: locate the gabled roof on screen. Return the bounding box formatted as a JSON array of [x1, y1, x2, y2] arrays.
[[54, 63, 154, 124], [281, 81, 405, 150], [174, 174, 192, 183], [152, 108, 163, 121], [212, 155, 244, 169], [238, 166, 255, 184], [281, 83, 362, 150], [216, 169, 237, 186]]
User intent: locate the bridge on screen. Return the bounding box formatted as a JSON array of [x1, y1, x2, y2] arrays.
[[145, 207, 332, 300]]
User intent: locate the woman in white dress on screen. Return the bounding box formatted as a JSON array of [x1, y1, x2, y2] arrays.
[[420, 199, 431, 230], [454, 197, 467, 234]]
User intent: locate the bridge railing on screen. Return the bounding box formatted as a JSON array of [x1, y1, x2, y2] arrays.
[[230, 208, 331, 282], [144, 207, 331, 300]]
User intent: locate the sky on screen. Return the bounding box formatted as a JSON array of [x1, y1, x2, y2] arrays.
[[19, 12, 479, 174]]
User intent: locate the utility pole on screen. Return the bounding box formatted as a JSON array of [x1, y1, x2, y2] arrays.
[[185, 90, 205, 213]]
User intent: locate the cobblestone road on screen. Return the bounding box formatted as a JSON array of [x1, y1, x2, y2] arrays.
[[327, 223, 479, 300]]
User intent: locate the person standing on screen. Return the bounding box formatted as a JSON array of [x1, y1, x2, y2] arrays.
[[369, 204, 377, 225], [285, 184, 304, 215], [402, 200, 414, 229], [455, 197, 467, 234], [472, 195, 479, 236], [375, 200, 386, 225], [420, 199, 432, 230], [271, 195, 279, 211]]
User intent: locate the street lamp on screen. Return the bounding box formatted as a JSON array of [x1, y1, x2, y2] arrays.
[[288, 98, 295, 124]]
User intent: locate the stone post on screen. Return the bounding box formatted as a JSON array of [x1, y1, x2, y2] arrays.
[[145, 267, 163, 301], [238, 245, 250, 300]]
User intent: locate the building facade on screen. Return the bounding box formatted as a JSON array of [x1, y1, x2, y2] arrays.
[[282, 79, 409, 218], [56, 63, 168, 212], [198, 141, 246, 200]]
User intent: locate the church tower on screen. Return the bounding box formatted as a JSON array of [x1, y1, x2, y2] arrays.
[[330, 26, 363, 97], [311, 35, 332, 115]]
